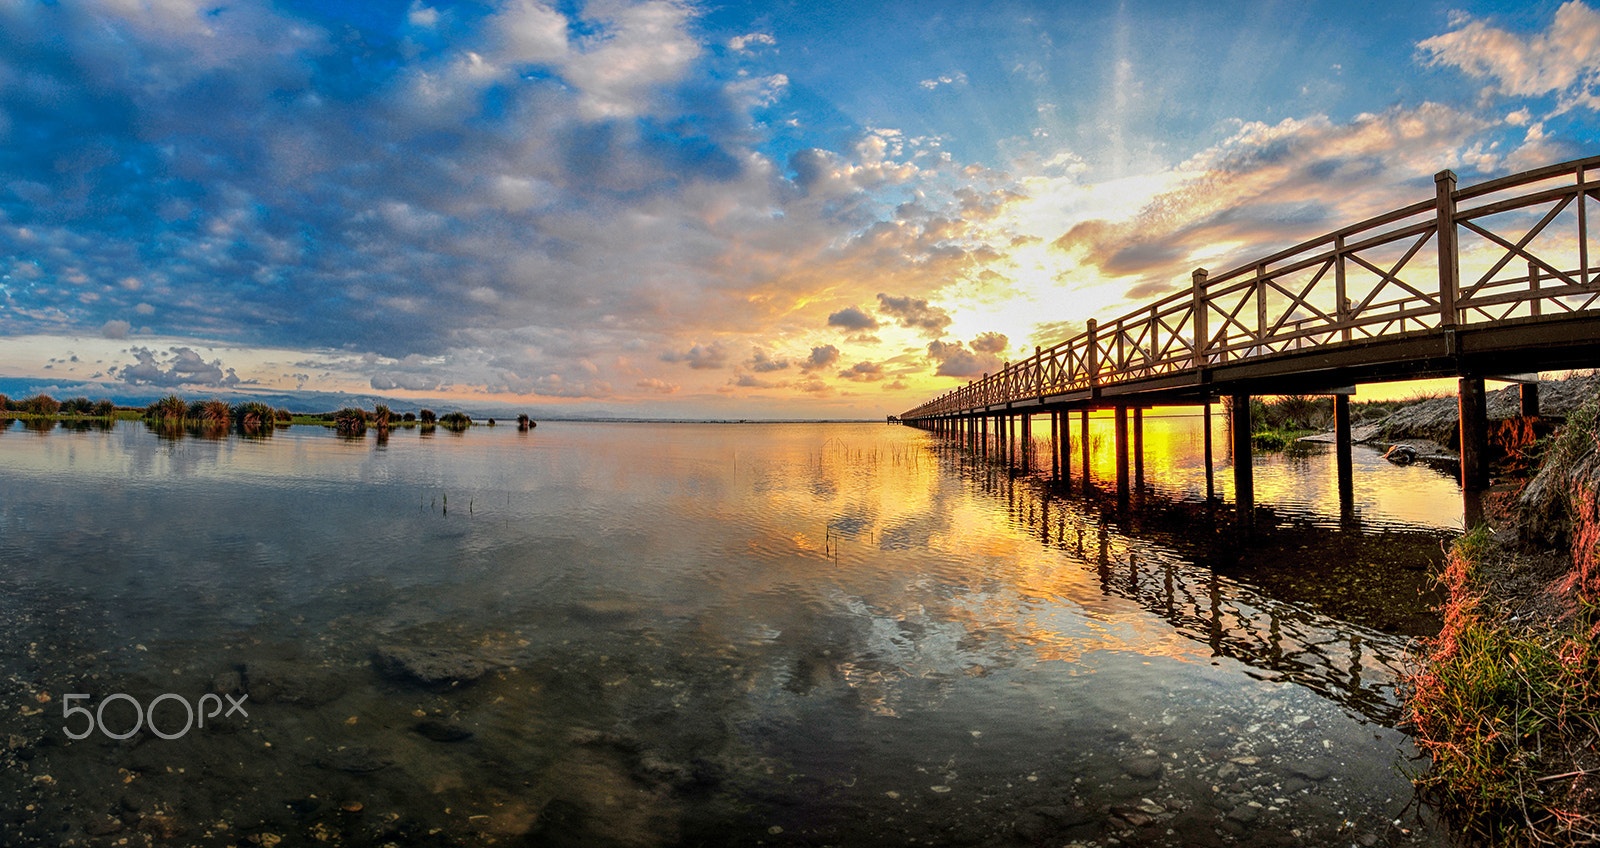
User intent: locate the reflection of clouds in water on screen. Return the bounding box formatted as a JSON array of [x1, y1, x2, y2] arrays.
[[0, 420, 1449, 844]]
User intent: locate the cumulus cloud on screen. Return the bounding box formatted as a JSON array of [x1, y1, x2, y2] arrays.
[[827, 305, 880, 332], [838, 361, 884, 381], [731, 374, 785, 388], [0, 0, 1564, 417], [636, 377, 679, 393], [926, 339, 1003, 378], [661, 342, 730, 370], [370, 372, 442, 392], [800, 344, 840, 372], [876, 293, 952, 337], [559, 1, 702, 118], [494, 0, 570, 64], [117, 347, 237, 387], [1419, 3, 1600, 105], [747, 348, 791, 372], [1052, 104, 1497, 285], [969, 331, 1008, 355]]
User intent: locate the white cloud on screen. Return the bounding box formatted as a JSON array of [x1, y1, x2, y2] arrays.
[[493, 0, 569, 64], [636, 377, 679, 393], [1419, 2, 1600, 106], [919, 72, 968, 90], [560, 0, 701, 118], [728, 32, 775, 53]]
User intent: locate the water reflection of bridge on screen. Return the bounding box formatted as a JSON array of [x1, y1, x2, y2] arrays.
[[901, 157, 1600, 506], [935, 440, 1446, 725]]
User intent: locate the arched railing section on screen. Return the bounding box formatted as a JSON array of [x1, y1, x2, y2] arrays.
[[901, 156, 1600, 420]]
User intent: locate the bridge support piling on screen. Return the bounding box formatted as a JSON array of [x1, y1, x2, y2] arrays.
[[1203, 401, 1215, 501], [1230, 394, 1254, 514], [1459, 376, 1490, 491], [1521, 382, 1540, 418], [1133, 407, 1145, 490], [1115, 405, 1131, 500], [1022, 413, 1032, 472], [1335, 394, 1354, 509], [1062, 410, 1073, 486], [981, 414, 989, 457], [1050, 411, 1060, 480], [1081, 409, 1091, 491]]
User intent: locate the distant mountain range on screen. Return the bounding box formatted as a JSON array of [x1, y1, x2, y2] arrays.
[[0, 377, 876, 423], [0, 376, 603, 421]]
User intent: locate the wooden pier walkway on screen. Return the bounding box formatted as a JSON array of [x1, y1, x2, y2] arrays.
[[897, 156, 1600, 506]]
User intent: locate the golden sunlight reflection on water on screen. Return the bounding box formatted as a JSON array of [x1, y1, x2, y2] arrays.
[[0, 418, 1455, 846]]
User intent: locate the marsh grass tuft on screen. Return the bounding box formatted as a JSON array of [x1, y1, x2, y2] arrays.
[[1406, 532, 1600, 843], [334, 407, 369, 435]]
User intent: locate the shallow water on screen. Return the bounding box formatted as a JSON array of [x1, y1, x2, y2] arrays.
[[0, 417, 1462, 846]]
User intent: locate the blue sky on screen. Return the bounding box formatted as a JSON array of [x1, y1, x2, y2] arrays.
[[1, 0, 1596, 416]]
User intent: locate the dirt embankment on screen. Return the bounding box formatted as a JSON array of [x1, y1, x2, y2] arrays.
[[1363, 369, 1600, 460]]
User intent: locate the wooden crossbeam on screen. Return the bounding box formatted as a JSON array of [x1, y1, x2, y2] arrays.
[[1460, 195, 1572, 298], [1262, 260, 1336, 337], [1345, 232, 1436, 313], [1460, 216, 1580, 289]]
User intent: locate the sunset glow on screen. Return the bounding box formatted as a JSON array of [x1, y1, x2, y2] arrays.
[[2, 0, 1597, 417]]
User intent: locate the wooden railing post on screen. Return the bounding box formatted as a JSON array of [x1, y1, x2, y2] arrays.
[[1580, 163, 1589, 288], [1335, 234, 1350, 343], [1254, 263, 1267, 348], [1192, 268, 1208, 371], [1148, 305, 1158, 368], [1086, 318, 1099, 397], [1034, 346, 1042, 396], [1530, 260, 1542, 317], [1436, 169, 1459, 327]]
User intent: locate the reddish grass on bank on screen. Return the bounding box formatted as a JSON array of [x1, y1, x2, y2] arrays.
[[1405, 395, 1600, 845]]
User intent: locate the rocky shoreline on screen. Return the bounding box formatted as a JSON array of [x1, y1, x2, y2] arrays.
[[1294, 372, 1600, 478]]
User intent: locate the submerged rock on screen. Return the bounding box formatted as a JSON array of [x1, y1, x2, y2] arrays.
[[413, 719, 473, 743], [316, 746, 394, 773], [244, 660, 345, 706], [83, 815, 123, 836], [372, 646, 487, 688], [136, 814, 186, 839], [1122, 755, 1164, 780], [1287, 759, 1333, 781]]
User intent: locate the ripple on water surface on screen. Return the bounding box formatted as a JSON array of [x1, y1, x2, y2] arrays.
[[0, 419, 1456, 845]]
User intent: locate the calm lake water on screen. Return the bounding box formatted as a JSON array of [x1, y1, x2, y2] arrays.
[[0, 416, 1466, 847]]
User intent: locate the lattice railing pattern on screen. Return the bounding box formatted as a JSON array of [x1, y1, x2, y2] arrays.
[[902, 156, 1600, 421]]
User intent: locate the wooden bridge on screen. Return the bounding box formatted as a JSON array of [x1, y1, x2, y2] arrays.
[[898, 156, 1600, 506]]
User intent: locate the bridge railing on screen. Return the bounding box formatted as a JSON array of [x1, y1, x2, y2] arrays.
[[902, 155, 1600, 421]]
